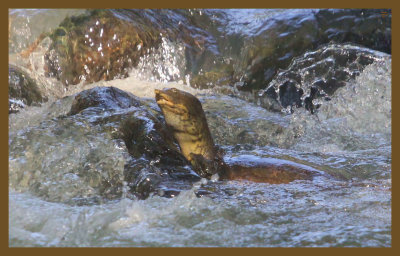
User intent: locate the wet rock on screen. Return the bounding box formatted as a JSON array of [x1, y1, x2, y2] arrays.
[[202, 95, 292, 148], [41, 9, 224, 87], [257, 43, 390, 113], [9, 86, 200, 203], [23, 9, 391, 95], [69, 87, 186, 164], [68, 86, 198, 199], [44, 10, 162, 85], [304, 86, 322, 114], [8, 64, 47, 113], [111, 9, 226, 83], [68, 86, 142, 115], [278, 81, 304, 111], [233, 9, 391, 92], [189, 63, 234, 89], [316, 9, 391, 54]]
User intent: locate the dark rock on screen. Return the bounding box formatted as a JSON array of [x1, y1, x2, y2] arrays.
[[304, 86, 322, 114], [23, 9, 391, 95], [11, 86, 199, 202], [68, 86, 142, 115], [8, 64, 47, 113], [257, 43, 389, 113], [278, 80, 303, 110], [233, 9, 391, 92], [316, 9, 391, 54], [68, 86, 198, 199]]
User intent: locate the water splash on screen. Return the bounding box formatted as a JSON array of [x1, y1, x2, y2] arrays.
[[130, 37, 186, 83], [290, 58, 391, 153]]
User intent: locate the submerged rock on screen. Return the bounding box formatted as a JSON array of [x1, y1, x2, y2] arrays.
[[8, 64, 48, 113]]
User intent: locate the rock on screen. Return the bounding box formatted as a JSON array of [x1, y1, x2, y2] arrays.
[[68, 86, 197, 199], [256, 43, 390, 113], [42, 9, 223, 87], [68, 86, 142, 115], [18, 9, 391, 111], [21, 9, 391, 95], [9, 86, 200, 203], [316, 9, 391, 54], [8, 64, 47, 113], [189, 63, 234, 89], [232, 9, 391, 92], [201, 95, 291, 147], [44, 10, 162, 85]]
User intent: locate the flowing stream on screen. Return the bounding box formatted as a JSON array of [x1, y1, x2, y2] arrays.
[[9, 9, 391, 247]]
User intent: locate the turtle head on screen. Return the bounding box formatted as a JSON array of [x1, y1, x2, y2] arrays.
[[155, 88, 204, 134]]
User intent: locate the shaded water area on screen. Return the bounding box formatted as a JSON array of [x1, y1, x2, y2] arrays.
[[9, 9, 391, 247]]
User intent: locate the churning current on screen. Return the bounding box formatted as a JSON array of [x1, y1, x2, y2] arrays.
[[9, 9, 391, 247]]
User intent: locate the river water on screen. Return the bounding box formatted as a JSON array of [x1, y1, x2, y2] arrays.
[[9, 9, 391, 247]]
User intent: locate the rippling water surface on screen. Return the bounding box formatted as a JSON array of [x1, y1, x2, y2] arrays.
[[9, 9, 391, 247]]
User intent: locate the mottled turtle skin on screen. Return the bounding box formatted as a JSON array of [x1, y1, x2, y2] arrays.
[[155, 88, 321, 183]]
